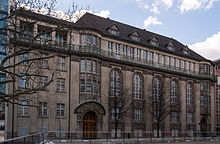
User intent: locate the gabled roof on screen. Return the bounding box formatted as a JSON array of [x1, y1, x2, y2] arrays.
[[76, 13, 208, 61]]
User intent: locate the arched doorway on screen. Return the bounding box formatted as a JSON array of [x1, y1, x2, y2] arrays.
[[200, 118, 207, 137], [83, 111, 97, 139]]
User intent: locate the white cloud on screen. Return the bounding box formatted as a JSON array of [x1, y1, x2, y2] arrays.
[[189, 32, 220, 60], [136, 0, 173, 15], [136, 0, 149, 9], [71, 10, 110, 22], [179, 0, 220, 13], [144, 16, 162, 28]]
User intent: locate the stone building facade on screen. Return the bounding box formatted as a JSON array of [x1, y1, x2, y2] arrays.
[[6, 10, 215, 139], [214, 59, 220, 135]]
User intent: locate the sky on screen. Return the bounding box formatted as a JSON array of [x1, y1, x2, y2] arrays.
[[56, 0, 220, 61]]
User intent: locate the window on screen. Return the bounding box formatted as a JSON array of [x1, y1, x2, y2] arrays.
[[182, 60, 185, 69], [200, 64, 210, 74], [81, 34, 101, 48], [186, 112, 193, 123], [133, 74, 142, 99], [134, 109, 142, 120], [200, 81, 210, 106], [143, 50, 147, 62], [37, 26, 51, 45], [161, 55, 165, 65], [129, 32, 140, 41], [137, 49, 141, 60], [20, 22, 33, 40], [154, 129, 161, 137], [186, 61, 189, 70], [57, 56, 65, 71], [39, 102, 47, 117], [167, 56, 170, 66], [150, 52, 154, 63], [218, 77, 220, 88], [130, 47, 134, 58], [18, 101, 28, 116], [170, 80, 178, 103], [218, 103, 220, 114], [123, 45, 128, 57], [171, 57, 175, 67], [57, 78, 65, 92], [110, 108, 120, 120], [39, 76, 48, 90], [110, 70, 121, 97], [80, 59, 101, 96], [56, 103, 65, 118], [20, 53, 29, 65], [116, 43, 120, 59], [111, 129, 121, 138], [171, 112, 178, 123], [18, 127, 28, 137], [153, 77, 161, 101], [108, 42, 113, 54], [171, 130, 178, 137], [191, 63, 195, 72], [216, 65, 220, 70], [19, 75, 29, 88], [134, 129, 143, 137], [40, 53, 49, 68], [56, 31, 67, 46], [108, 25, 119, 36], [155, 53, 159, 63], [176, 59, 180, 68], [218, 90, 220, 101], [150, 37, 159, 47], [186, 83, 193, 104]]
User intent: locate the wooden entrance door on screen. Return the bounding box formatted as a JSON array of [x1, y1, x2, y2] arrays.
[[83, 111, 97, 139]]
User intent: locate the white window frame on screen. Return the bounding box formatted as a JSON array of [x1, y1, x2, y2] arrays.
[[18, 101, 29, 116], [57, 56, 65, 70], [39, 102, 47, 117], [134, 109, 142, 121], [57, 78, 65, 92], [133, 74, 142, 99], [186, 83, 193, 104], [56, 103, 65, 118]]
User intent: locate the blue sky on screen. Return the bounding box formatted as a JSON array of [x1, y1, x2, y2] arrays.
[[56, 0, 220, 60]]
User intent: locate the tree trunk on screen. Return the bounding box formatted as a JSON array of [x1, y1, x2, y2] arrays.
[[157, 121, 160, 138]]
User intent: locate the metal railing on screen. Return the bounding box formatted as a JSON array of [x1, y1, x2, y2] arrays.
[[1, 131, 220, 144], [16, 37, 215, 80]]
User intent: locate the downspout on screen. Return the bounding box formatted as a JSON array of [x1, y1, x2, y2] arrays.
[[68, 30, 72, 139]]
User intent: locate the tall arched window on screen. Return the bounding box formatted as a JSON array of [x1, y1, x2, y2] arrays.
[[153, 77, 161, 101], [133, 73, 143, 99], [170, 80, 178, 103], [186, 83, 193, 104], [110, 70, 121, 97]]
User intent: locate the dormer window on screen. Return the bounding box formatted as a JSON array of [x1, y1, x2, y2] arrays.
[[149, 37, 159, 47], [107, 24, 119, 36], [129, 32, 140, 42], [182, 46, 190, 55], [167, 41, 175, 51]]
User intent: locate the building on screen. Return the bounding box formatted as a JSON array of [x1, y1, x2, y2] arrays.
[[214, 59, 220, 135], [0, 0, 9, 127], [5, 9, 215, 139]]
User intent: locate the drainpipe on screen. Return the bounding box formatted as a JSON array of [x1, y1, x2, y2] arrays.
[[68, 32, 71, 139]]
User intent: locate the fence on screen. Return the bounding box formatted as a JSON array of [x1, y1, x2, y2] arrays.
[[1, 131, 220, 144]]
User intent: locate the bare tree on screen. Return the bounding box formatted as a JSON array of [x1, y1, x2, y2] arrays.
[[0, 0, 88, 104], [109, 88, 132, 139], [147, 77, 180, 138]]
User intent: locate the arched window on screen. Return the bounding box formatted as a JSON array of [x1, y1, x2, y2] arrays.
[[170, 80, 178, 103], [110, 70, 121, 97], [186, 83, 193, 104], [133, 73, 143, 99], [153, 77, 161, 101]]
